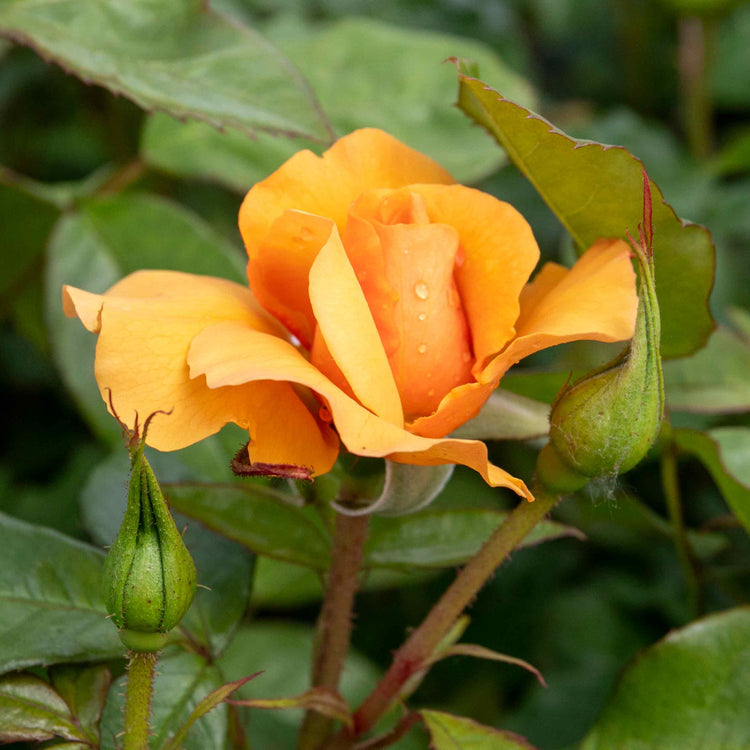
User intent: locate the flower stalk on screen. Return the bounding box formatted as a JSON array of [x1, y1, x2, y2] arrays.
[[123, 650, 158, 750], [298, 512, 370, 750]]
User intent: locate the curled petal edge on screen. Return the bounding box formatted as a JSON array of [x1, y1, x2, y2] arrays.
[[187, 322, 533, 501]]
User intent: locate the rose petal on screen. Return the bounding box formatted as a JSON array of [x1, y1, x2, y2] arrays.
[[188, 322, 533, 500], [344, 191, 473, 420], [407, 380, 496, 439], [240, 130, 454, 345], [480, 238, 638, 385], [248, 209, 333, 347], [63, 271, 338, 473], [239, 129, 454, 250], [309, 221, 404, 426], [410, 184, 540, 368]]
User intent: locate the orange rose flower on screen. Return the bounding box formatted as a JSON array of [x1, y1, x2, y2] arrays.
[[63, 129, 638, 502]]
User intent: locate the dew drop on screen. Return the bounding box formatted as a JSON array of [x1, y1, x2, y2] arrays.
[[462, 352, 472, 363], [427, 388, 435, 397], [300, 227, 314, 241], [414, 281, 430, 300], [418, 312, 427, 321], [417, 343, 428, 354]]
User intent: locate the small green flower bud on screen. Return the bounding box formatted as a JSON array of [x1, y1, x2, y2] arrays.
[[537, 186, 664, 493], [103, 448, 196, 651]]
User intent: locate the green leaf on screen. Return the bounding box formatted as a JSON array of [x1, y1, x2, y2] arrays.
[[218, 622, 380, 750], [100, 647, 229, 750], [0, 513, 122, 675], [141, 113, 314, 193], [250, 556, 441, 608], [162, 674, 259, 750], [166, 482, 331, 569], [364, 509, 582, 571], [0, 0, 331, 141], [45, 192, 246, 443], [231, 687, 351, 726], [272, 17, 536, 183], [421, 709, 537, 749], [0, 673, 86, 743], [456, 66, 715, 359], [80, 451, 254, 657], [141, 16, 537, 190], [50, 664, 111, 744], [430, 644, 546, 687], [674, 427, 750, 536], [452, 389, 550, 441], [663, 325, 750, 413], [582, 607, 750, 750]]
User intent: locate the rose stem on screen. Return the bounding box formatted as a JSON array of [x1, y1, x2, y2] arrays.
[[298, 512, 370, 750], [660, 420, 701, 617], [330, 485, 560, 747], [123, 650, 158, 750]]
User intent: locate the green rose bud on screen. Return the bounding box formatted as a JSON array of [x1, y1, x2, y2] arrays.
[[103, 446, 196, 652], [537, 181, 664, 493]]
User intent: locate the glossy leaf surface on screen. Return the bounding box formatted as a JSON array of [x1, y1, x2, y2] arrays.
[[0, 513, 121, 674], [0, 0, 331, 140], [583, 608, 750, 750], [422, 709, 537, 749], [365, 509, 582, 570], [456, 67, 715, 359]]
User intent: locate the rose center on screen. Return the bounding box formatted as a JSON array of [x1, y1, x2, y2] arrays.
[[342, 189, 474, 421]]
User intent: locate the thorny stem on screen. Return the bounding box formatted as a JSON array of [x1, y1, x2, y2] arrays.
[[123, 650, 158, 750], [297, 513, 370, 750], [330, 486, 560, 747], [678, 15, 715, 160], [660, 421, 701, 617]]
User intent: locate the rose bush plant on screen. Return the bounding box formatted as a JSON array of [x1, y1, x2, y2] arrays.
[[3, 3, 748, 750]]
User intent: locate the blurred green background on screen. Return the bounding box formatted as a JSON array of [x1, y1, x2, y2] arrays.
[[2, 0, 750, 748]]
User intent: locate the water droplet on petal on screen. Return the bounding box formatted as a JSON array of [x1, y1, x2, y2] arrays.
[[414, 282, 430, 300], [300, 227, 314, 241], [418, 312, 427, 321], [463, 352, 472, 363], [417, 343, 428, 354], [427, 388, 435, 397]]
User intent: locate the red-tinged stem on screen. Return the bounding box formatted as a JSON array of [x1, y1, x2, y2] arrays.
[[297, 512, 370, 750], [331, 485, 559, 746]]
